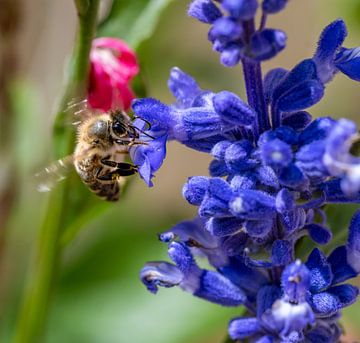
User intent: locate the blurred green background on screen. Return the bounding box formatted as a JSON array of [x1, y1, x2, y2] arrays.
[[1, 0, 360, 342]]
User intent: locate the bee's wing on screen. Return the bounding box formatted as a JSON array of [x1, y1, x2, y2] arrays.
[[35, 155, 74, 192], [65, 98, 104, 126]]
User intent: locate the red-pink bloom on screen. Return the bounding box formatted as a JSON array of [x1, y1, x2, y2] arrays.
[[88, 37, 139, 111]]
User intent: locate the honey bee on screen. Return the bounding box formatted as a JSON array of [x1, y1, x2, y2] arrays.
[[37, 103, 151, 201]]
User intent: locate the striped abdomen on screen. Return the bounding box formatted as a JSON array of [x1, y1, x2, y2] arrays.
[[74, 151, 120, 202]]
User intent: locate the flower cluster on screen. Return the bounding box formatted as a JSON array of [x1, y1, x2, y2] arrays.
[[133, 1, 360, 341], [88, 37, 139, 111], [189, 0, 287, 66]]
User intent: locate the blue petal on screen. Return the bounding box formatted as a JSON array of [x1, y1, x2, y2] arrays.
[[314, 19, 347, 82], [280, 208, 306, 232], [132, 98, 173, 132], [213, 91, 255, 126], [327, 284, 359, 308], [250, 29, 287, 61], [229, 190, 276, 220], [281, 261, 310, 302], [209, 17, 243, 42], [130, 134, 167, 187], [206, 216, 244, 236], [159, 217, 217, 249], [309, 290, 339, 316], [306, 323, 342, 343], [209, 159, 228, 176], [194, 269, 246, 306], [276, 80, 324, 113], [175, 107, 233, 141], [183, 133, 229, 152], [168, 242, 201, 278], [335, 47, 360, 81], [327, 246, 357, 284], [295, 140, 328, 182], [320, 179, 360, 203], [211, 140, 232, 160], [225, 141, 257, 172], [323, 119, 357, 173], [262, 0, 288, 14], [199, 194, 230, 217], [323, 119, 360, 196], [222, 0, 258, 20], [279, 164, 309, 190], [306, 223, 332, 245], [262, 298, 314, 337], [228, 317, 260, 340], [188, 0, 222, 24], [230, 173, 257, 191], [305, 248, 333, 293], [255, 336, 274, 343], [272, 239, 293, 266], [245, 219, 273, 237], [256, 166, 279, 189], [220, 257, 268, 294], [272, 59, 318, 103], [192, 90, 215, 107], [220, 44, 242, 67], [140, 262, 183, 294], [275, 188, 294, 213], [264, 68, 288, 104], [220, 231, 248, 256], [298, 117, 336, 145], [199, 177, 233, 217], [281, 111, 312, 131], [168, 67, 201, 107], [258, 126, 298, 146], [347, 210, 360, 273], [256, 284, 282, 317], [260, 138, 292, 168], [182, 176, 210, 205]]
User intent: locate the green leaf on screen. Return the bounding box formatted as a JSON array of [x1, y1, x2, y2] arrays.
[[98, 0, 175, 50], [323, 203, 359, 254]]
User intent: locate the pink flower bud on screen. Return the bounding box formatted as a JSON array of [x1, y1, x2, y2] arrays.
[[88, 37, 139, 111]]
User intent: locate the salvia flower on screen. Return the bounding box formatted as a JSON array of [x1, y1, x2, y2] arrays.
[[88, 37, 139, 111], [135, 2, 360, 341]]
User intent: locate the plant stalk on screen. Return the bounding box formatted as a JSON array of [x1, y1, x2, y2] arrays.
[[13, 1, 99, 342], [241, 19, 270, 136]]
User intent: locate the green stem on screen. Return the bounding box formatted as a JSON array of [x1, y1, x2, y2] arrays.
[[13, 1, 99, 342]]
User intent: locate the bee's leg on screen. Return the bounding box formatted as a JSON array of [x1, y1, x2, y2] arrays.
[[114, 139, 148, 146], [98, 160, 138, 180], [96, 163, 137, 180], [101, 158, 134, 168]]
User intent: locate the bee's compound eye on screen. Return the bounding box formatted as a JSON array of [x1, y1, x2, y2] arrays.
[[112, 121, 127, 136]]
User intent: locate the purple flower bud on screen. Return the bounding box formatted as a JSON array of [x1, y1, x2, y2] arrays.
[[222, 0, 258, 20], [182, 176, 210, 205], [250, 29, 287, 61], [188, 0, 222, 24], [213, 91, 255, 126]]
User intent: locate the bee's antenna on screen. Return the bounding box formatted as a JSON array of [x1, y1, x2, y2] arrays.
[[132, 116, 155, 139], [137, 130, 155, 140], [133, 116, 152, 130]]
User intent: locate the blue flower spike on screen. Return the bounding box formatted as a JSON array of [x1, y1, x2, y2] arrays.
[[135, 1, 360, 342]]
